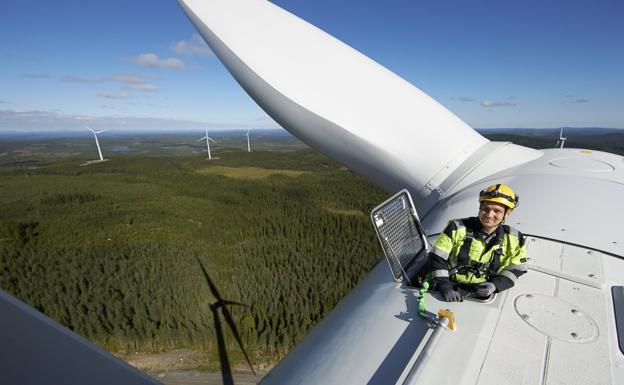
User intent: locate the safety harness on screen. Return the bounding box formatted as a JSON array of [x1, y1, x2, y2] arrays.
[[448, 221, 508, 282], [417, 224, 508, 320]]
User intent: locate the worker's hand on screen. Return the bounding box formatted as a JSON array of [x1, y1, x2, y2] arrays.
[[442, 289, 463, 302], [473, 282, 496, 297]]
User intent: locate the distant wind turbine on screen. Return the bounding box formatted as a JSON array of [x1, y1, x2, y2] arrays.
[[245, 129, 251, 152], [79, 121, 106, 161], [197, 128, 217, 159], [556, 127, 567, 148]]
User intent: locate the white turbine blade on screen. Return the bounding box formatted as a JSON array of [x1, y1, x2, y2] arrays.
[[79, 121, 96, 134], [196, 137, 207, 142], [208, 137, 217, 143], [178, 0, 540, 204], [95, 129, 107, 134]]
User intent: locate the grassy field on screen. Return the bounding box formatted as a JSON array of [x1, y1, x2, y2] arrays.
[[196, 166, 310, 179]]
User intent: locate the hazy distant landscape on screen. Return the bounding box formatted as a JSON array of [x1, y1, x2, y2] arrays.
[[2, 127, 623, 166], [479, 127, 624, 155], [0, 128, 623, 379], [0, 129, 305, 166]]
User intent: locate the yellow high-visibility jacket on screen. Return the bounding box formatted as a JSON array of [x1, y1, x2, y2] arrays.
[[429, 217, 528, 292]]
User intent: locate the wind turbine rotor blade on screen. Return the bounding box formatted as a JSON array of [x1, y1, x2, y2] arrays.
[[197, 137, 207, 142], [221, 305, 256, 376], [175, 0, 546, 206], [196, 257, 224, 301], [95, 129, 107, 134], [208, 137, 217, 143], [212, 309, 234, 385], [222, 300, 252, 309], [78, 120, 93, 131]]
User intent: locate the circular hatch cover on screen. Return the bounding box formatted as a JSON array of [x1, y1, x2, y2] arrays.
[[548, 157, 614, 172], [514, 293, 598, 343]]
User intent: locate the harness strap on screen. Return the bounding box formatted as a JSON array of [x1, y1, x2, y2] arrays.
[[457, 235, 474, 267], [452, 223, 507, 281], [485, 228, 506, 276], [418, 273, 431, 316]]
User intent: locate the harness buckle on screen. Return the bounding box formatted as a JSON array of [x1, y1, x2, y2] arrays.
[[451, 262, 491, 280]]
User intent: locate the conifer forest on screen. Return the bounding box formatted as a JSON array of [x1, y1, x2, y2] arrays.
[[0, 143, 387, 366]]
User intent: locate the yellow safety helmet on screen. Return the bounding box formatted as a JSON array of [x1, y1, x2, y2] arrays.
[[479, 184, 519, 209]]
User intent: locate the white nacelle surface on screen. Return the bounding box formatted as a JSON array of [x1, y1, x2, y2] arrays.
[[422, 147, 624, 257]]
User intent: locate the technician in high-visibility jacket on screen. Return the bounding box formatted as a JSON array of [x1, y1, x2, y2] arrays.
[[429, 184, 528, 302]]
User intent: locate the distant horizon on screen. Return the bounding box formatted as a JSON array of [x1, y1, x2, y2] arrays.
[[1, 126, 623, 140]]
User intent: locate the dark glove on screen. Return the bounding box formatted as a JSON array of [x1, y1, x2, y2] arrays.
[[473, 282, 496, 297], [442, 289, 463, 302]]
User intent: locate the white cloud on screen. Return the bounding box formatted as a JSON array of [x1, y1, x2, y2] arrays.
[[0, 109, 279, 133], [125, 83, 158, 92], [0, 110, 60, 119], [457, 96, 476, 102], [108, 74, 158, 92], [131, 53, 184, 69], [63, 75, 102, 83], [481, 100, 517, 108], [563, 94, 590, 104], [170, 33, 214, 56], [96, 91, 129, 99], [108, 74, 143, 84]]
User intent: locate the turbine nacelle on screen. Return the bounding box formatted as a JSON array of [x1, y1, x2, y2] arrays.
[[88, 128, 107, 135], [196, 136, 216, 143]]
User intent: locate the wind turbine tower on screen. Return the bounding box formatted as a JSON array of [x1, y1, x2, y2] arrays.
[[197, 128, 217, 159], [80, 121, 106, 161], [245, 129, 251, 152], [556, 127, 567, 148]]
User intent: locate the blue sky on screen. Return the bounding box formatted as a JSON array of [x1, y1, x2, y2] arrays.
[[1, 0, 623, 133]]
